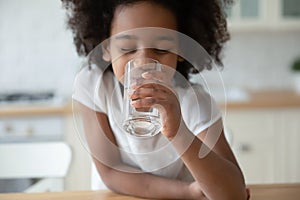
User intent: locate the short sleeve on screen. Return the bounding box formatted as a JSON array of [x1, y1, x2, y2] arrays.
[[179, 84, 222, 135], [72, 65, 107, 113]]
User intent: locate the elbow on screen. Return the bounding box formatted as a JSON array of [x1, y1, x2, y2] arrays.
[[212, 177, 247, 200], [223, 185, 248, 200], [99, 168, 119, 192], [92, 158, 122, 193], [227, 192, 248, 200], [98, 166, 127, 195]]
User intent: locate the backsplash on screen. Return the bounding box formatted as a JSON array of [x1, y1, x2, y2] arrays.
[[1, 0, 300, 98], [221, 31, 300, 90]]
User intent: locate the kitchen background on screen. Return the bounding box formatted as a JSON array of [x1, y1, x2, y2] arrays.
[[0, 0, 300, 193]]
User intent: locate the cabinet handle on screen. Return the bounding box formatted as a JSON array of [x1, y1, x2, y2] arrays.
[[26, 126, 35, 137], [4, 124, 13, 134], [238, 144, 252, 153]]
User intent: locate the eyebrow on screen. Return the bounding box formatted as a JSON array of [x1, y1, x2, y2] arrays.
[[114, 34, 176, 42], [114, 34, 138, 40], [155, 35, 176, 42]]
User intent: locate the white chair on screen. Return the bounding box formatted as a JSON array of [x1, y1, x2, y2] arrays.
[[0, 142, 71, 193]]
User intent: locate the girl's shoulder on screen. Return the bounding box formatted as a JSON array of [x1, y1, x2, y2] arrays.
[[75, 64, 114, 86], [73, 64, 114, 113], [178, 83, 222, 134], [176, 83, 218, 116], [75, 64, 103, 84], [176, 83, 211, 101]]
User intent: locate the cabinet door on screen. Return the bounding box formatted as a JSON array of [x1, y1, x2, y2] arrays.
[[226, 0, 260, 19], [240, 0, 260, 19], [226, 0, 300, 31], [277, 109, 300, 182], [225, 110, 276, 184], [225, 0, 268, 31], [281, 0, 300, 18], [277, 0, 300, 30], [226, 0, 260, 20]]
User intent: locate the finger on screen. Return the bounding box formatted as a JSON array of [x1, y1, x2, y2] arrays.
[[131, 95, 173, 111], [140, 83, 178, 99], [142, 68, 175, 83], [131, 86, 170, 100], [137, 82, 174, 93], [130, 87, 155, 99], [142, 71, 164, 81], [130, 78, 161, 90], [131, 97, 156, 109], [131, 75, 173, 91]]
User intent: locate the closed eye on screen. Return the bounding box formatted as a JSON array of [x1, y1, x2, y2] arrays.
[[154, 48, 171, 54], [120, 48, 137, 53]]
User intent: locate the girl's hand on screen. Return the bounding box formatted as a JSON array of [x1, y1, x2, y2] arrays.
[[130, 70, 182, 139], [188, 181, 208, 200]]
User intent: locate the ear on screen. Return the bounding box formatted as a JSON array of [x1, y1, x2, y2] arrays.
[[101, 41, 111, 62]]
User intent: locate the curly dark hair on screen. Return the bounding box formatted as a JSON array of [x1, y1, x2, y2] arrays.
[[61, 0, 233, 78]]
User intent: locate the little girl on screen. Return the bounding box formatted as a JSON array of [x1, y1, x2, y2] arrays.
[[62, 0, 249, 199]]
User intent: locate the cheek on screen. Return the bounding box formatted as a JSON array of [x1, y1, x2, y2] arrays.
[[162, 55, 178, 69], [112, 60, 127, 82]]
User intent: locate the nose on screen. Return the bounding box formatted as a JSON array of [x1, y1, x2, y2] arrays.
[[135, 48, 157, 60]]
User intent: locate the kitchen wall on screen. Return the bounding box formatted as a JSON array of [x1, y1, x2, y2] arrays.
[[1, 0, 300, 96], [0, 0, 79, 97], [222, 30, 300, 90]]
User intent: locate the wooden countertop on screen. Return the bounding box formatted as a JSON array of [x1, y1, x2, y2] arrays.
[[0, 183, 299, 200], [0, 90, 299, 117], [248, 183, 300, 200], [0, 102, 72, 117], [222, 89, 300, 109]]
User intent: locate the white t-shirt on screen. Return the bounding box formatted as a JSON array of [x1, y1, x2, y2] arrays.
[[73, 64, 222, 188]]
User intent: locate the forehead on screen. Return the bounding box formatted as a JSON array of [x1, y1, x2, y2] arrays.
[[111, 1, 177, 35], [110, 27, 178, 44]]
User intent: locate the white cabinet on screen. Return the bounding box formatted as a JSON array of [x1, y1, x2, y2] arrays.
[[281, 0, 300, 18], [225, 110, 276, 184], [226, 0, 300, 31], [226, 0, 266, 30], [225, 108, 300, 184], [64, 115, 92, 190], [276, 109, 300, 182]]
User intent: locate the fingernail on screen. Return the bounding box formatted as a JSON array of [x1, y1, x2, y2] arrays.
[[142, 72, 151, 78]]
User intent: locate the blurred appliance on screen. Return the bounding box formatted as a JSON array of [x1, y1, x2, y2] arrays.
[[0, 91, 65, 106], [0, 91, 54, 103]]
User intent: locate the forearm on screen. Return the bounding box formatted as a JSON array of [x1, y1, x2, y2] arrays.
[[171, 125, 247, 200], [182, 138, 246, 200], [101, 163, 193, 199]]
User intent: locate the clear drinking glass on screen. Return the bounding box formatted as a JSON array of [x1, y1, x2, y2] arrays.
[[123, 58, 162, 137]]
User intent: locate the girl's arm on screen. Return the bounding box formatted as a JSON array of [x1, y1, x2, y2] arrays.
[[74, 101, 205, 199], [130, 82, 248, 200], [93, 158, 207, 199], [171, 119, 248, 200]]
